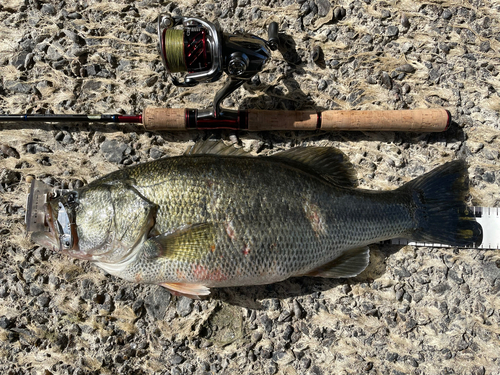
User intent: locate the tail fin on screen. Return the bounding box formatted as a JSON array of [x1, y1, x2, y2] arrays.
[[400, 160, 482, 247]]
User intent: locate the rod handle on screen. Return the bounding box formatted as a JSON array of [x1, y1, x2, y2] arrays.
[[246, 109, 317, 130], [142, 107, 451, 132], [143, 107, 186, 130], [247, 108, 450, 132], [320, 108, 450, 132]]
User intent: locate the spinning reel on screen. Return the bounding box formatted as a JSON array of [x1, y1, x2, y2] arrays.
[[157, 14, 279, 125]]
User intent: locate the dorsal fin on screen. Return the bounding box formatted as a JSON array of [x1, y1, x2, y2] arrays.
[[185, 140, 250, 157], [269, 147, 357, 188], [185, 142, 357, 187]]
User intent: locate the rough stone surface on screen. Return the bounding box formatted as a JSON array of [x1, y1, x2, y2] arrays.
[[1, 1, 499, 375]]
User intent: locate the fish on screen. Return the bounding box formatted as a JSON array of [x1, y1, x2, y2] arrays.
[[31, 141, 483, 298]]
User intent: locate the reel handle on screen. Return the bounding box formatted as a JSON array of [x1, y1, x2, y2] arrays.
[[142, 107, 450, 132], [267, 22, 279, 51]]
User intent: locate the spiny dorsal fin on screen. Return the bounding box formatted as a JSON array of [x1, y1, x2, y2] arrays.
[[304, 247, 370, 278], [151, 223, 217, 262], [269, 147, 357, 188], [185, 140, 250, 157], [186, 142, 357, 187]]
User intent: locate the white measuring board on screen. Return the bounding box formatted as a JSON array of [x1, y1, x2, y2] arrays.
[[386, 207, 499, 250]]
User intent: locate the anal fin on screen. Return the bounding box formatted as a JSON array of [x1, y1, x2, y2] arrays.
[[159, 282, 211, 300], [305, 247, 370, 278]]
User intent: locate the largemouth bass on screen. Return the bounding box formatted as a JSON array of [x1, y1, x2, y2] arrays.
[[31, 142, 483, 298]]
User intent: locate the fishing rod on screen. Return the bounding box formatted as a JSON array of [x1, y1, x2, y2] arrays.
[[0, 108, 451, 132], [0, 15, 451, 132]]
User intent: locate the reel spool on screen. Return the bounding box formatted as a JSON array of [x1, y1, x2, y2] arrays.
[[157, 15, 279, 119], [161, 28, 210, 74], [158, 16, 223, 86]]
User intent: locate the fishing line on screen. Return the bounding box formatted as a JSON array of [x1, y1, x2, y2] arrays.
[[162, 28, 186, 73]]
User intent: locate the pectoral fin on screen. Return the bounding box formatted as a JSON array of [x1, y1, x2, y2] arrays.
[[305, 247, 370, 278], [148, 223, 217, 262], [159, 282, 211, 299]]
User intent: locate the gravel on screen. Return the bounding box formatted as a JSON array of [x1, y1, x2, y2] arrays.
[[1, 1, 500, 374], [100, 139, 130, 164], [144, 287, 171, 320]]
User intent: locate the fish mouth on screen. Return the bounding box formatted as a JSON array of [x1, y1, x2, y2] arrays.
[[30, 231, 58, 251], [30, 202, 58, 251], [26, 180, 81, 255], [31, 199, 86, 258]]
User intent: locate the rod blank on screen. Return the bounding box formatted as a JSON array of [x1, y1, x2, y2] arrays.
[[0, 114, 139, 123]]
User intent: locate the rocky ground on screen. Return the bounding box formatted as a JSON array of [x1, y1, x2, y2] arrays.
[[1, 0, 500, 374]]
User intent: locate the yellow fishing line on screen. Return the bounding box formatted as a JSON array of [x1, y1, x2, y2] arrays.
[[163, 29, 186, 73]]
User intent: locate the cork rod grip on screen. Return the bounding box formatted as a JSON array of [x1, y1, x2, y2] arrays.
[[247, 109, 317, 131], [142, 107, 450, 132], [321, 108, 450, 132], [247, 108, 449, 132], [143, 107, 186, 130]]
